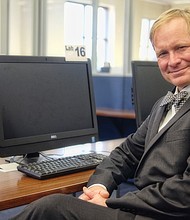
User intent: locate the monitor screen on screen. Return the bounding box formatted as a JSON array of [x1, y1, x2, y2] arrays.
[[0, 55, 98, 158], [131, 61, 174, 127]]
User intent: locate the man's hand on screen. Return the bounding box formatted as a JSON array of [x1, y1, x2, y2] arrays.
[[79, 186, 109, 207]]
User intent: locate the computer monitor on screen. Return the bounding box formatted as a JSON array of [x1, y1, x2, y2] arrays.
[[0, 55, 98, 160], [131, 60, 174, 127]]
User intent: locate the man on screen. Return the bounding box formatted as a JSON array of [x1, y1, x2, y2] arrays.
[[11, 8, 190, 220]]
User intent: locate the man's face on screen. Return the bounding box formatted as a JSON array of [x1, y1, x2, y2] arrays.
[[153, 18, 190, 91]]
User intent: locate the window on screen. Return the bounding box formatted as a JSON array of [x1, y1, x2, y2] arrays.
[[63, 2, 109, 70], [64, 2, 92, 57], [0, 0, 128, 75], [139, 18, 156, 61]]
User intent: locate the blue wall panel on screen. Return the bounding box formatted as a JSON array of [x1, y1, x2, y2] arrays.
[[92, 76, 136, 141], [92, 76, 134, 111]]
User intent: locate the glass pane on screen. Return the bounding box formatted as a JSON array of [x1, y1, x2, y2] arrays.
[[139, 18, 149, 60], [9, 0, 33, 55], [46, 0, 65, 56], [148, 20, 156, 60], [97, 39, 106, 68], [64, 2, 84, 45], [97, 7, 107, 38], [139, 18, 156, 60], [97, 7, 107, 69], [84, 5, 92, 58], [84, 5, 92, 39]]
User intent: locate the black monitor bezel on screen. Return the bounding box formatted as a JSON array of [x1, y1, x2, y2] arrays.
[[0, 55, 98, 157]]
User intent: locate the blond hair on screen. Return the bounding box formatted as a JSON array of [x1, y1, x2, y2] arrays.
[[150, 8, 190, 46]]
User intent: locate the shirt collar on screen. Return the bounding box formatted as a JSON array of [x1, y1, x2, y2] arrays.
[[175, 85, 190, 94], [174, 85, 190, 101]]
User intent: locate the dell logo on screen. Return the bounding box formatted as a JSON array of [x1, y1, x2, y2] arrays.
[[51, 135, 57, 139]]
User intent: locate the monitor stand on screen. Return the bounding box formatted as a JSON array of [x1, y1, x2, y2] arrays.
[[5, 152, 45, 164]]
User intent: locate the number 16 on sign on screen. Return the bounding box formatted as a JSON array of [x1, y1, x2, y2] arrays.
[[65, 45, 87, 61]]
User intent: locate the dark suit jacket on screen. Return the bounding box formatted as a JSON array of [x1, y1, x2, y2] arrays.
[[87, 95, 190, 219]]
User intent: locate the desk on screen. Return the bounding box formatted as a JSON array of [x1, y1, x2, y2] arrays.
[[96, 108, 135, 119], [96, 108, 136, 141], [0, 138, 125, 211]]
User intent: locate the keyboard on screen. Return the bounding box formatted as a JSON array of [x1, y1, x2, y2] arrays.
[[17, 153, 107, 180]]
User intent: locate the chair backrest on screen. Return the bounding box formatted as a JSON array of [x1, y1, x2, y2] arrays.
[[131, 60, 173, 127]]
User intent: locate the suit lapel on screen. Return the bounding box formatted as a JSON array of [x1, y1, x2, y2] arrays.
[[137, 97, 190, 168], [147, 105, 165, 140]]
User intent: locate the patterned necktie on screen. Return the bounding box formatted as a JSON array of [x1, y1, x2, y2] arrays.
[[160, 91, 188, 112]]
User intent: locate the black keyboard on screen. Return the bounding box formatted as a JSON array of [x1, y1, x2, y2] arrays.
[[17, 153, 107, 180]]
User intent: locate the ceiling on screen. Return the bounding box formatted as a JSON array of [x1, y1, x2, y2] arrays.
[[146, 0, 190, 4]]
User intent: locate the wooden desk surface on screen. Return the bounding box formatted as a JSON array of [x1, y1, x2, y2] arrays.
[[0, 138, 125, 211], [96, 108, 135, 119]]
